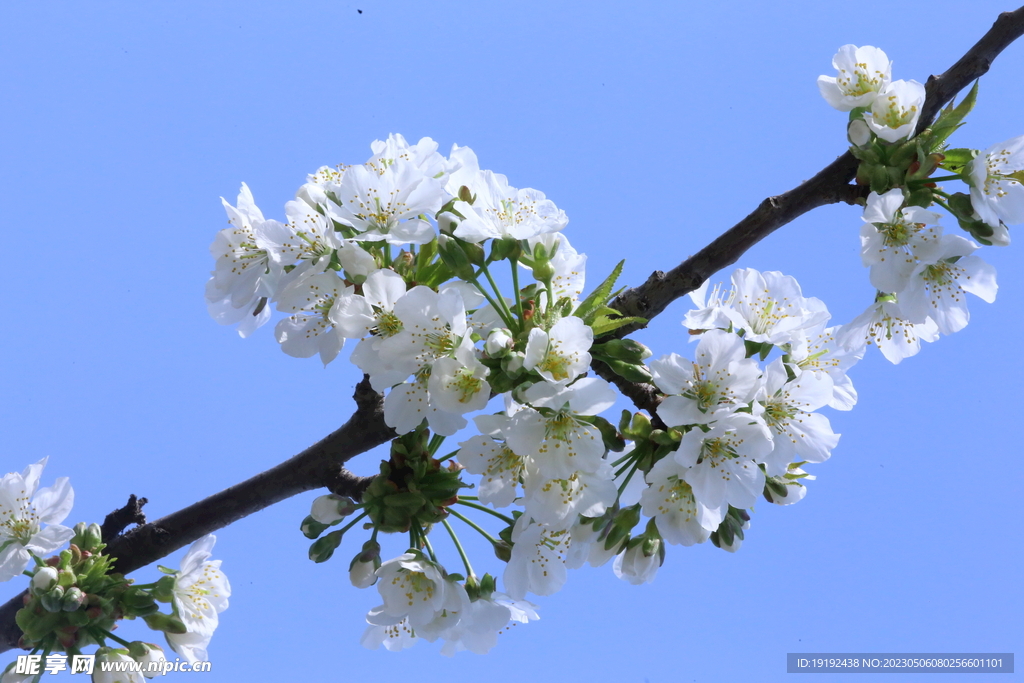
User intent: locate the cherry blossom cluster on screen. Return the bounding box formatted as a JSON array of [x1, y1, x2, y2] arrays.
[[204, 134, 865, 654], [820, 45, 1021, 363], [0, 460, 230, 682], [202, 47, 1022, 653]]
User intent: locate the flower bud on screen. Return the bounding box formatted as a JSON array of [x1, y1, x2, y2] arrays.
[[308, 529, 344, 563], [61, 587, 86, 612], [349, 557, 379, 588], [40, 586, 66, 613], [30, 568, 58, 595], [143, 612, 187, 635], [485, 328, 514, 358], [128, 642, 167, 678], [349, 539, 382, 588], [848, 119, 872, 147], [300, 515, 331, 540], [310, 494, 355, 525], [150, 576, 176, 604], [492, 541, 513, 563]]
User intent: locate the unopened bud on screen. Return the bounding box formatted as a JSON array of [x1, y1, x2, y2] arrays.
[[310, 494, 355, 525], [61, 587, 86, 612], [309, 529, 344, 563], [143, 612, 187, 635], [31, 567, 58, 595], [848, 119, 872, 147], [485, 328, 514, 357], [40, 586, 66, 613]]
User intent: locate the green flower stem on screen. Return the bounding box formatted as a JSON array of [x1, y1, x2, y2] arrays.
[[442, 519, 475, 578], [933, 196, 955, 215], [509, 258, 526, 324], [428, 433, 446, 457], [383, 243, 392, 268], [617, 463, 639, 497], [454, 499, 515, 525], [422, 534, 439, 564], [436, 448, 460, 464], [480, 263, 519, 332], [448, 508, 500, 545], [923, 174, 964, 183], [611, 451, 636, 468], [338, 510, 370, 536], [93, 626, 132, 648], [468, 275, 516, 330], [614, 458, 638, 479]]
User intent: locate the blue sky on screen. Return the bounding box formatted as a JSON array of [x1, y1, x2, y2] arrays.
[[1, 1, 1021, 681]]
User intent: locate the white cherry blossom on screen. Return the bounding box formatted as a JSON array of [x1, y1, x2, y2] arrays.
[[817, 45, 892, 111], [785, 325, 861, 411], [0, 458, 74, 582], [519, 461, 617, 531], [863, 79, 926, 143], [966, 134, 1024, 242], [650, 329, 762, 427], [860, 189, 944, 293], [383, 370, 467, 436], [674, 413, 772, 510], [503, 518, 571, 599], [451, 170, 567, 244], [360, 619, 418, 652], [205, 184, 281, 337], [641, 456, 725, 546], [428, 336, 491, 417], [523, 316, 593, 385], [899, 235, 997, 335], [686, 269, 830, 345], [506, 378, 616, 481], [170, 534, 230, 638], [757, 359, 839, 477], [458, 415, 524, 508], [369, 552, 465, 629], [438, 593, 538, 656], [366, 134, 449, 179], [274, 273, 354, 366], [332, 159, 443, 245], [837, 297, 939, 364]]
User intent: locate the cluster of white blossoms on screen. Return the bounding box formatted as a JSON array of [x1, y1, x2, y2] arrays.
[[211, 135, 860, 652], [819, 45, 1021, 363], [0, 459, 230, 679], [206, 41, 1021, 654]]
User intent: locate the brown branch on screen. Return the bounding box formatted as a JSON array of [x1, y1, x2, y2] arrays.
[[0, 376, 391, 652], [600, 6, 1024, 403], [99, 495, 148, 543], [2, 6, 1023, 654]]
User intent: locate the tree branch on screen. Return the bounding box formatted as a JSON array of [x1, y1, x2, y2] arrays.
[[2, 6, 1022, 654]]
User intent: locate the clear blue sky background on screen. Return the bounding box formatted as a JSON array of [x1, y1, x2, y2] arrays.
[[1, 2, 1021, 681]]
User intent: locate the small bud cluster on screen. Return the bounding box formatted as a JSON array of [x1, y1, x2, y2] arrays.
[[1, 460, 230, 680]]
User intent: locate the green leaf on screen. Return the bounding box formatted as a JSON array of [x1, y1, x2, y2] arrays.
[[600, 358, 653, 384], [928, 80, 979, 148], [589, 307, 647, 338], [940, 147, 977, 173], [574, 260, 625, 323]]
